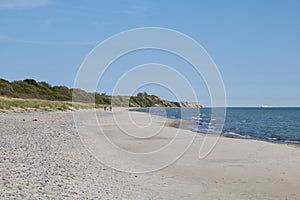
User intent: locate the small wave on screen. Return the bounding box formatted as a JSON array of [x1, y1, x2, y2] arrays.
[[224, 132, 251, 139], [283, 140, 300, 144], [200, 121, 210, 125], [268, 137, 278, 141], [206, 129, 220, 134], [191, 126, 220, 134]]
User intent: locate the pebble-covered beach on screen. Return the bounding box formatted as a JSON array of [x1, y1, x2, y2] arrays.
[[1, 109, 300, 200], [0, 111, 154, 199]]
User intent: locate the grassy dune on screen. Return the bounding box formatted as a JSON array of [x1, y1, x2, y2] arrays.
[[0, 96, 108, 112]]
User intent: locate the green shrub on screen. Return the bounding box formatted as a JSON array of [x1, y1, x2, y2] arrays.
[[71, 88, 94, 103], [23, 79, 38, 86], [0, 82, 14, 96]]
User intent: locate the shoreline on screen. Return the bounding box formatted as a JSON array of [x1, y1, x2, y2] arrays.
[[2, 106, 299, 147], [129, 107, 300, 147]]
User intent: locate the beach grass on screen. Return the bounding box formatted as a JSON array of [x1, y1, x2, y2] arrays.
[[0, 96, 108, 112]]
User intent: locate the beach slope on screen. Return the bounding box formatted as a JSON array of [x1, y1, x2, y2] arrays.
[[1, 108, 300, 199]]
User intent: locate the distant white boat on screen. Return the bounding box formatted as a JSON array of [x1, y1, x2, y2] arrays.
[[261, 105, 272, 108]]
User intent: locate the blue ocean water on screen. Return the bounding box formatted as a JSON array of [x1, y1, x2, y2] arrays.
[[130, 107, 300, 144]]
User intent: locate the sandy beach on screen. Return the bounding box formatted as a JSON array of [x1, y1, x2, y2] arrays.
[[1, 108, 300, 199]]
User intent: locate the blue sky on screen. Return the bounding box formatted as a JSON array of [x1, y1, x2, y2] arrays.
[[0, 0, 299, 106]]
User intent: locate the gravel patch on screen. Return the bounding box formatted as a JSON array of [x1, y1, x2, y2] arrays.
[[0, 111, 157, 199]]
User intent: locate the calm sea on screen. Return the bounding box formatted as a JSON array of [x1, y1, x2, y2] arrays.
[[130, 107, 300, 144]]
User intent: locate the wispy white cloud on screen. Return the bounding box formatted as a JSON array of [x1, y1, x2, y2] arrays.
[[0, 34, 97, 46], [120, 5, 147, 15], [0, 34, 14, 41], [36, 17, 66, 26], [0, 0, 52, 9], [39, 18, 56, 25]]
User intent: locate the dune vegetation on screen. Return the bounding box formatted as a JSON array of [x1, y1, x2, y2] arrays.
[[0, 96, 103, 112], [0, 78, 200, 111]]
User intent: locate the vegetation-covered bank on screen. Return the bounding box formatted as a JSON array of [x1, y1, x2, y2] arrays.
[[0, 78, 201, 109], [0, 96, 102, 112]]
